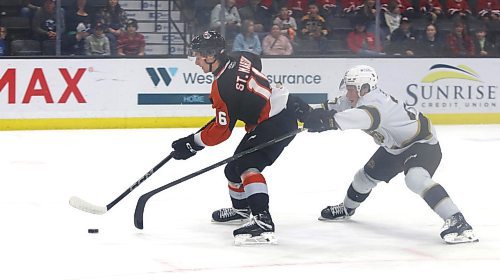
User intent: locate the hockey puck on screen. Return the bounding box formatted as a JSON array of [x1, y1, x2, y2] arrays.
[[88, 228, 99, 234]]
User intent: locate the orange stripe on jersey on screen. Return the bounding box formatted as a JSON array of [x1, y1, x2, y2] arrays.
[[228, 182, 244, 193], [242, 173, 267, 187], [200, 80, 232, 146], [257, 100, 271, 124]]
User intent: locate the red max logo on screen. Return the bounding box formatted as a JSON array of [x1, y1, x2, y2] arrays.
[[0, 68, 87, 104]]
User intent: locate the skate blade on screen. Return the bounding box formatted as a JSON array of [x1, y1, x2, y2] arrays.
[[211, 218, 250, 225], [318, 215, 351, 222], [443, 230, 479, 244], [234, 232, 278, 246]]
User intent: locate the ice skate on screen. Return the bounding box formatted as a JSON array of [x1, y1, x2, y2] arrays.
[[233, 211, 277, 245], [318, 202, 355, 221], [440, 212, 478, 244], [212, 207, 251, 224]]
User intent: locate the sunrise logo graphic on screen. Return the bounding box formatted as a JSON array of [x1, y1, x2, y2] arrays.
[[421, 64, 482, 83]]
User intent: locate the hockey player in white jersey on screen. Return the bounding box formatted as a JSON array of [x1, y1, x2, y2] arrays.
[[303, 65, 478, 244]]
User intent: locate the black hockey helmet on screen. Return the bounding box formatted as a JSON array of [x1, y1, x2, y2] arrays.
[[189, 31, 226, 57]]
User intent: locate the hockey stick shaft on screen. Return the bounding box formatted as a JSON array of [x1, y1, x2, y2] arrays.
[[70, 118, 216, 214], [106, 153, 174, 210], [69, 153, 174, 214], [134, 127, 306, 229]]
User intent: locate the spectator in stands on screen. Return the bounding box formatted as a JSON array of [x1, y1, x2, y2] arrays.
[[66, 0, 93, 31], [262, 24, 293, 55], [210, 0, 241, 38], [384, 0, 402, 37], [355, 0, 387, 38], [64, 0, 93, 55], [419, 0, 443, 23], [445, 20, 475, 56], [473, 26, 496, 56], [476, 0, 500, 21], [192, 0, 219, 33], [84, 21, 110, 56], [273, 6, 298, 42], [445, 0, 472, 20], [416, 23, 444, 56], [347, 16, 384, 55], [117, 18, 145, 56], [300, 3, 329, 53], [32, 0, 65, 41], [340, 0, 362, 18], [96, 0, 127, 55], [355, 0, 377, 25], [238, 0, 274, 32], [288, 0, 309, 25], [383, 0, 415, 19], [0, 25, 9, 56], [316, 0, 338, 21], [389, 16, 417, 55], [20, 0, 43, 21], [232, 19, 262, 54]]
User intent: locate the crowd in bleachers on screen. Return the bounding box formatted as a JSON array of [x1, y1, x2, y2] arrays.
[[0, 0, 145, 56], [185, 0, 500, 56], [2, 0, 499, 57]]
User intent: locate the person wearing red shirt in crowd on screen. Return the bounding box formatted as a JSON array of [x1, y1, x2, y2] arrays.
[[476, 0, 500, 20], [419, 0, 443, 23], [117, 18, 145, 56], [347, 17, 383, 55], [445, 0, 472, 20], [445, 20, 475, 56]]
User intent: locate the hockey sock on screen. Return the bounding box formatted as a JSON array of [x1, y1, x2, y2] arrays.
[[344, 184, 371, 210], [423, 184, 459, 220], [241, 169, 269, 215]]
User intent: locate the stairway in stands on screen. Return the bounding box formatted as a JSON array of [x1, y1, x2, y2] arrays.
[[120, 0, 189, 55]]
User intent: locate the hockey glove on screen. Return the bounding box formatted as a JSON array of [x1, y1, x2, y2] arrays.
[[287, 95, 313, 123], [171, 134, 204, 160], [304, 108, 338, 132]]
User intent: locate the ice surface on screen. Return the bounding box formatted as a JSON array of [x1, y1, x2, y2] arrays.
[[1, 125, 499, 280]]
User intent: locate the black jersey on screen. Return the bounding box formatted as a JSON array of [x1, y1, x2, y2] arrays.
[[197, 52, 288, 146]]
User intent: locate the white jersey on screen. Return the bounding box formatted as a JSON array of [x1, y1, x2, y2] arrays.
[[326, 88, 438, 155]]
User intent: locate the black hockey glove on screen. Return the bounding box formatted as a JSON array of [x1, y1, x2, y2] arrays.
[[171, 134, 204, 160], [287, 95, 313, 123], [304, 108, 338, 132]]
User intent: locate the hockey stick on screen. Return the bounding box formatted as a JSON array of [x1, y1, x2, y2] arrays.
[[69, 118, 217, 215], [69, 153, 174, 214], [134, 127, 306, 229]]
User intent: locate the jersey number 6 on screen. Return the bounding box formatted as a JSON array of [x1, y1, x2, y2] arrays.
[[218, 111, 228, 125]]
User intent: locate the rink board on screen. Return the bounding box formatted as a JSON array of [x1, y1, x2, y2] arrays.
[[0, 57, 498, 130]]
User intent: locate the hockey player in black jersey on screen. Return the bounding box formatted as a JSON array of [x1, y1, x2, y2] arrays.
[[303, 65, 478, 244], [170, 31, 304, 245]]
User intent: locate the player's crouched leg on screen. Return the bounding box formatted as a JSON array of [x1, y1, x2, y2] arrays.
[[233, 169, 277, 245], [405, 167, 478, 244]]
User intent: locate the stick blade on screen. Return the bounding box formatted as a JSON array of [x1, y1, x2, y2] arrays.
[[69, 196, 107, 215], [134, 195, 149, 229]]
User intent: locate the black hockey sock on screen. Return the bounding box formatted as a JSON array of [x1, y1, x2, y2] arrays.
[[423, 184, 449, 210], [231, 197, 249, 210], [347, 184, 371, 204], [246, 193, 269, 215]]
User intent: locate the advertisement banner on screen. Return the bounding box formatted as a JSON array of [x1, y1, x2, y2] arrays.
[[0, 58, 498, 128]]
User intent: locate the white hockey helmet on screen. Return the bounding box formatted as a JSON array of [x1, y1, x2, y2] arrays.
[[343, 65, 378, 95]]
